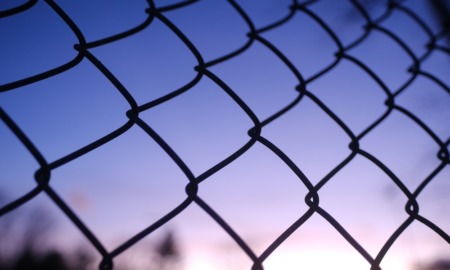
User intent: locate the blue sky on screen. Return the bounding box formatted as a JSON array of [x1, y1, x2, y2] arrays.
[[1, 0, 449, 269]]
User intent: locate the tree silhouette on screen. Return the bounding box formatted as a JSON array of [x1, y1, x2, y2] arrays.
[[153, 231, 181, 270], [0, 193, 93, 270]]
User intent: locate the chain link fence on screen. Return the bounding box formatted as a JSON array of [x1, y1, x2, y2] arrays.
[[1, 0, 449, 269]]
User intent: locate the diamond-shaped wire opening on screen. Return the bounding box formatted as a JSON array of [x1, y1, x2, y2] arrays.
[[139, 77, 255, 176], [163, 1, 250, 62], [309, 60, 387, 134], [89, 19, 198, 105], [396, 76, 450, 141], [347, 30, 415, 92], [260, 10, 338, 80], [0, 61, 130, 162], [0, 1, 78, 86], [318, 155, 409, 256], [51, 126, 187, 248], [199, 143, 310, 255], [263, 97, 350, 185], [210, 42, 299, 120], [361, 110, 443, 191]]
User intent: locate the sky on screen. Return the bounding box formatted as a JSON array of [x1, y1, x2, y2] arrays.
[[0, 0, 449, 270]]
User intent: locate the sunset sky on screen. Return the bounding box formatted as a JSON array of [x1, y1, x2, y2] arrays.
[[1, 0, 449, 269]]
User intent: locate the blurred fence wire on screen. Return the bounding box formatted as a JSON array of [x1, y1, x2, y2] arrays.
[[1, 0, 449, 269]]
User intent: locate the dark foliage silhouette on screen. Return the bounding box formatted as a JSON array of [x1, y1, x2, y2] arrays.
[[154, 231, 181, 270]]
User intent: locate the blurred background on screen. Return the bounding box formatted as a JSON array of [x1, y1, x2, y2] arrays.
[[1, 0, 449, 269]]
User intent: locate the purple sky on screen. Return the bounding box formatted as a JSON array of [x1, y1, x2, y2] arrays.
[[1, 0, 449, 269]]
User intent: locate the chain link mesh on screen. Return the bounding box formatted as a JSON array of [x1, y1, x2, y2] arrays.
[[1, 0, 449, 269]]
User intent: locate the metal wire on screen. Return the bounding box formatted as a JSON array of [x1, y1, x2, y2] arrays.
[[1, 0, 449, 269]]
